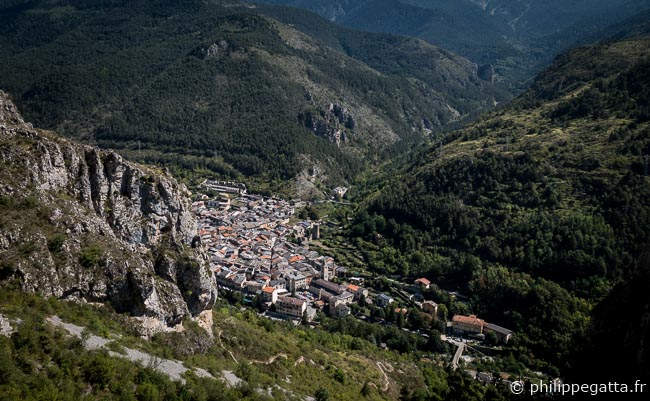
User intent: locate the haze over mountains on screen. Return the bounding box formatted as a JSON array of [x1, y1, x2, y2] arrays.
[[255, 0, 650, 86]]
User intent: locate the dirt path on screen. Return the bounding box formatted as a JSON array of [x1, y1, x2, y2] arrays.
[[376, 362, 391, 392], [251, 353, 288, 365], [217, 329, 239, 364], [47, 316, 213, 383]]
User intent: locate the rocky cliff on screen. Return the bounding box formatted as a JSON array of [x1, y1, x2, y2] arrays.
[[300, 102, 354, 147], [0, 91, 217, 332]]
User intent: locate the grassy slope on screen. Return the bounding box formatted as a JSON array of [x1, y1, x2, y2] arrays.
[[0, 288, 448, 401]]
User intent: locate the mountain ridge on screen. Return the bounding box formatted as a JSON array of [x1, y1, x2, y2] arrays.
[[0, 0, 500, 193], [254, 0, 650, 87], [347, 35, 650, 371]]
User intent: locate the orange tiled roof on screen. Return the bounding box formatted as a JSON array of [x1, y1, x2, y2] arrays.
[[347, 284, 360, 292], [452, 315, 484, 326]]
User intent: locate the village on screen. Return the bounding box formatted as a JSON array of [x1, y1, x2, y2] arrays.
[[193, 180, 367, 322], [193, 180, 513, 353], [190, 181, 537, 388]]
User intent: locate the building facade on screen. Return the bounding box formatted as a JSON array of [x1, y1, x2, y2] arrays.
[[452, 315, 485, 335], [276, 296, 306, 318]]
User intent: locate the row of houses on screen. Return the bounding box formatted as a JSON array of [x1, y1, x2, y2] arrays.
[[201, 179, 247, 195]]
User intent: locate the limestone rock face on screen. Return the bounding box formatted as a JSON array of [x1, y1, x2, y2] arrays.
[[300, 102, 355, 147], [0, 90, 216, 331], [0, 94, 24, 126], [0, 314, 15, 337]]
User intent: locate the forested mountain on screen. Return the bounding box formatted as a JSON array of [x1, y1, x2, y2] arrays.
[[255, 0, 650, 87], [349, 35, 650, 372], [0, 0, 500, 193], [569, 246, 650, 385]]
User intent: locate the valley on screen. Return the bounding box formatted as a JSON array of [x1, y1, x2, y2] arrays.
[[0, 0, 649, 400], [255, 0, 650, 89], [0, 0, 501, 192]]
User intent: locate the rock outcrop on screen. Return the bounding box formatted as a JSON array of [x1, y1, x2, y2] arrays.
[[300, 102, 355, 147], [204, 40, 229, 59], [0, 91, 217, 331], [0, 314, 15, 337]]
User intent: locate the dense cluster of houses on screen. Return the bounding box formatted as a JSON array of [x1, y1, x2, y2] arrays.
[[193, 186, 514, 347], [192, 193, 369, 321]]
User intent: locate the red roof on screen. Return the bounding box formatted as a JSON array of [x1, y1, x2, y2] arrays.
[[452, 315, 485, 326], [415, 278, 431, 286], [347, 284, 360, 292]]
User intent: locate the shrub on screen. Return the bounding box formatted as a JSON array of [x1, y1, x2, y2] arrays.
[[19, 196, 38, 209], [79, 245, 102, 268], [47, 234, 66, 253]]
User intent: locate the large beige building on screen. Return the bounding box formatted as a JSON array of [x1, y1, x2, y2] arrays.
[[285, 270, 307, 293], [276, 296, 306, 318], [452, 315, 485, 334]]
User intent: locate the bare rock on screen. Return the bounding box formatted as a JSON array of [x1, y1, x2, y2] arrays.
[[0, 314, 14, 337], [0, 90, 217, 333], [205, 40, 229, 59]]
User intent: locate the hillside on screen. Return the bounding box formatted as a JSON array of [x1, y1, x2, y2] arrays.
[[0, 285, 514, 401], [255, 0, 650, 87], [0, 93, 506, 401], [348, 36, 650, 371], [0, 0, 500, 193], [0, 90, 217, 332], [569, 246, 650, 385]]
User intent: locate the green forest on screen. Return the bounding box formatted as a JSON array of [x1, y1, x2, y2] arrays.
[[345, 37, 650, 373], [0, 0, 499, 186], [255, 0, 650, 90]]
